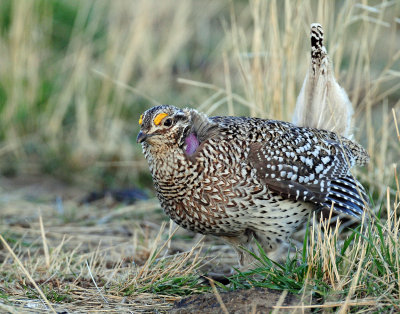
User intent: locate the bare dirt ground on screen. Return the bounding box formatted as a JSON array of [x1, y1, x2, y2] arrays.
[[0, 175, 310, 312], [172, 288, 308, 313]]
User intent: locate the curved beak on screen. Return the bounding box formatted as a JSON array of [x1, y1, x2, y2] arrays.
[[136, 131, 148, 143]]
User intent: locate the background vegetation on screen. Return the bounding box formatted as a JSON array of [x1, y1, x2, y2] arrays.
[[1, 0, 398, 190], [0, 0, 399, 312]]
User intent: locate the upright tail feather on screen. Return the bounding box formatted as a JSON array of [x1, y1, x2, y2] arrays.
[[293, 23, 354, 138]]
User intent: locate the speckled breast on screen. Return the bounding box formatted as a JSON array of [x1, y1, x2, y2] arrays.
[[152, 137, 270, 236]]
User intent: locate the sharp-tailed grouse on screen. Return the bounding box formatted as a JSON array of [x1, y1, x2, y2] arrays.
[[137, 105, 369, 265]]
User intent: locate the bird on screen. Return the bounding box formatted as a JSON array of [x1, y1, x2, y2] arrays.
[[137, 105, 369, 265], [293, 23, 354, 138]]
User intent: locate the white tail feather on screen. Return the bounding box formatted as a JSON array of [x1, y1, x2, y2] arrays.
[[293, 23, 353, 138]]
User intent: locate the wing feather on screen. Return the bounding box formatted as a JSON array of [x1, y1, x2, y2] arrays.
[[247, 124, 369, 216]]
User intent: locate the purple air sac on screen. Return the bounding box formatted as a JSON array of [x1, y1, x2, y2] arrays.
[[185, 133, 200, 155]]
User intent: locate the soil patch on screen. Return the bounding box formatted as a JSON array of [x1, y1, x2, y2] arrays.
[[171, 288, 309, 313]]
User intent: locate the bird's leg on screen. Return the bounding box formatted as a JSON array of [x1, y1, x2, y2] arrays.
[[253, 232, 291, 263], [220, 229, 259, 269]]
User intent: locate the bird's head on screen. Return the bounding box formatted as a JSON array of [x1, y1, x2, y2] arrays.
[[137, 105, 219, 156], [137, 105, 193, 149]]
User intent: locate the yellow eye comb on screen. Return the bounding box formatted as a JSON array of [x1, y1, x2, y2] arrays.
[[139, 114, 143, 125], [154, 113, 168, 125]]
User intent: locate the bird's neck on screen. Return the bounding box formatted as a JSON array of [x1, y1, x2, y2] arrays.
[[144, 145, 188, 182]]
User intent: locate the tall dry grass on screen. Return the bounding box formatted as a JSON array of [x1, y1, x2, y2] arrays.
[[0, 0, 228, 185]]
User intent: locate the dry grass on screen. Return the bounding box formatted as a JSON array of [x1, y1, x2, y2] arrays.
[[0, 0, 400, 312], [0, 183, 225, 312]]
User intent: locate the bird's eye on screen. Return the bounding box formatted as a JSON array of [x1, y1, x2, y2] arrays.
[[163, 118, 173, 127]]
